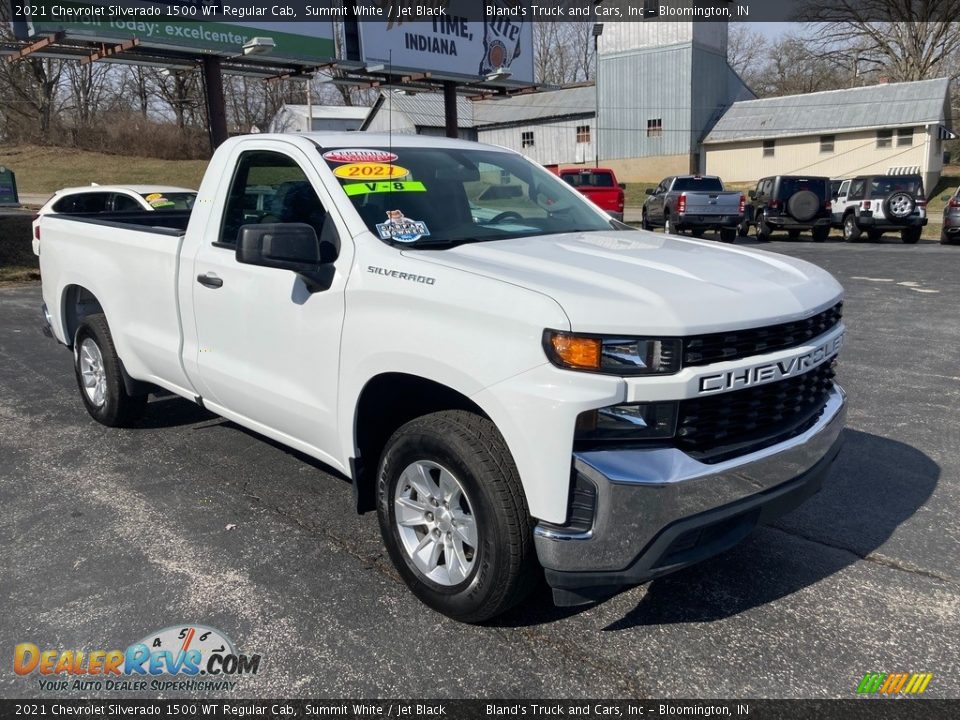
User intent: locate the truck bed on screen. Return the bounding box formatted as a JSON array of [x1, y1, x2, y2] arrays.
[[50, 210, 191, 236]]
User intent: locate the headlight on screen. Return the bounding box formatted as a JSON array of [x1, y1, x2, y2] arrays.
[[543, 330, 681, 374], [575, 402, 678, 444]]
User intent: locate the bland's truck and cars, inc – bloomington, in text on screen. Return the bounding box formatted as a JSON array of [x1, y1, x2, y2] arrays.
[[36, 133, 846, 621]]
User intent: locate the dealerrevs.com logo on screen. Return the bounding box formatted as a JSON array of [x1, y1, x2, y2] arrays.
[[14, 625, 261, 693]]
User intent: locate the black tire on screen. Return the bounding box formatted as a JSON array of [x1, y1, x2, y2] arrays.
[[719, 227, 736, 243], [901, 227, 922, 244], [812, 226, 829, 243], [737, 221, 750, 238], [641, 210, 653, 231], [757, 217, 773, 242], [73, 314, 147, 427], [788, 229, 801, 240], [690, 228, 704, 238], [664, 214, 679, 236], [867, 230, 884, 242], [376, 410, 538, 623], [843, 214, 862, 242], [786, 190, 819, 222], [942, 230, 957, 245]]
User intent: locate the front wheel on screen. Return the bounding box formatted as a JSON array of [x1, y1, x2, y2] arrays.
[[719, 227, 736, 243], [73, 314, 147, 427], [641, 210, 653, 231], [757, 217, 772, 242], [376, 410, 538, 623], [812, 226, 829, 243]]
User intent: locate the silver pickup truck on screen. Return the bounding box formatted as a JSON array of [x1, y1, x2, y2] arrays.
[[642, 175, 745, 242]]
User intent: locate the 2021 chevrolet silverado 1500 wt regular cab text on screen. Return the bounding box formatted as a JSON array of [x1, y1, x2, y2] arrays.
[[37, 134, 846, 622]]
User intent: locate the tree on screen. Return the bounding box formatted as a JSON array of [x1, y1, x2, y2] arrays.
[[800, 0, 960, 83], [727, 22, 768, 91]]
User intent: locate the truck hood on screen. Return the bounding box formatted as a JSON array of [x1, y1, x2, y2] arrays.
[[405, 230, 843, 335]]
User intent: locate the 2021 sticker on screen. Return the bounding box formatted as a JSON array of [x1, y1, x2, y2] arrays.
[[333, 163, 409, 179]]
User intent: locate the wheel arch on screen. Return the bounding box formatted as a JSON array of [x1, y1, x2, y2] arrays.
[[60, 284, 105, 348], [350, 372, 490, 514]]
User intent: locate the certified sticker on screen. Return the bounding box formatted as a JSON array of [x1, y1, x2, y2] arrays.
[[323, 148, 399, 163], [333, 163, 408, 180], [376, 209, 430, 243]]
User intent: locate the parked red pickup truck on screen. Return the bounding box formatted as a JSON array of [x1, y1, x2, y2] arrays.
[[549, 167, 626, 221]]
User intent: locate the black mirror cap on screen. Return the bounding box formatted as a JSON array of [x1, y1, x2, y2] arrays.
[[237, 223, 321, 270], [748, 190, 757, 199], [618, 182, 627, 190]]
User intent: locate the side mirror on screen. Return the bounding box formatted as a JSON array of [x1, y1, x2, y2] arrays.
[[748, 190, 756, 199], [236, 223, 336, 293], [644, 188, 655, 196], [618, 182, 626, 190]]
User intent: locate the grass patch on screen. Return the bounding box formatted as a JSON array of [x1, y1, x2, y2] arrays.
[[0, 266, 40, 283], [0, 145, 208, 196]]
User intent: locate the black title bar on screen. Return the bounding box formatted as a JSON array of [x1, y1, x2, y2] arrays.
[[10, 0, 958, 24]]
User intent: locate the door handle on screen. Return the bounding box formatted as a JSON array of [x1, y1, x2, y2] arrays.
[[197, 273, 223, 289]]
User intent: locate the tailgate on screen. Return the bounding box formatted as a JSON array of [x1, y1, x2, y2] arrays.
[[681, 191, 741, 215]]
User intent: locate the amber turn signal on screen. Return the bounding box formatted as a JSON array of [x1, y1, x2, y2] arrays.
[[546, 332, 602, 369]]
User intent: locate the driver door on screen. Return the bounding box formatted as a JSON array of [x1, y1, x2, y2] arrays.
[[186, 142, 352, 469]]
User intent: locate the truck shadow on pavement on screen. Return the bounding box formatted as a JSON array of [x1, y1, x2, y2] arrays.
[[601, 429, 939, 630], [495, 429, 938, 629]]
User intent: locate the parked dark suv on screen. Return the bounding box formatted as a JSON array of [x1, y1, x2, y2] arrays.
[[740, 175, 832, 242], [941, 186, 960, 245]]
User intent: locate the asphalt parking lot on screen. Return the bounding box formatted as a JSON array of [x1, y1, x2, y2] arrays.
[[1, 237, 958, 699]]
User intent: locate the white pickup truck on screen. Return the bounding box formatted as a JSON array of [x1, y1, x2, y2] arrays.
[[37, 134, 847, 622]]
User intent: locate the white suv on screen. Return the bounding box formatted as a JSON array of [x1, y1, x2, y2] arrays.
[[831, 174, 927, 243]]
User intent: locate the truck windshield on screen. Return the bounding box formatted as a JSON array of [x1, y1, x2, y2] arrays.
[[320, 146, 615, 247], [673, 177, 724, 192]]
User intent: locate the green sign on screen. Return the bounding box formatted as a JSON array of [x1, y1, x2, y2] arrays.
[[0, 167, 19, 206], [19, 3, 335, 63]]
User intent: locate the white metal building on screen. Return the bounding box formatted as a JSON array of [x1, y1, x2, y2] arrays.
[[269, 104, 370, 134]]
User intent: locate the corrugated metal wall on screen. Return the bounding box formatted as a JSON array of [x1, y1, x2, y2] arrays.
[[597, 44, 694, 161], [478, 118, 595, 166]]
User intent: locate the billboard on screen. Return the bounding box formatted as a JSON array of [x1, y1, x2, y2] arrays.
[[354, 1, 534, 84], [12, 2, 336, 64]]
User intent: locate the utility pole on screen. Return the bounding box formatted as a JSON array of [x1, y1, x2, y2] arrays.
[[202, 56, 228, 150], [443, 81, 458, 139]]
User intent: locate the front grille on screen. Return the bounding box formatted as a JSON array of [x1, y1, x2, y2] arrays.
[[676, 363, 836, 463], [683, 303, 842, 367]]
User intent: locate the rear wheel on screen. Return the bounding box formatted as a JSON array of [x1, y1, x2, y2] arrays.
[[73, 314, 147, 427], [843, 214, 862, 242], [664, 215, 678, 235], [811, 226, 829, 243], [901, 227, 922, 244], [757, 217, 773, 242], [788, 229, 801, 240], [376, 410, 537, 623], [690, 228, 704, 238], [942, 229, 957, 245], [641, 210, 653, 231], [719, 227, 736, 243]]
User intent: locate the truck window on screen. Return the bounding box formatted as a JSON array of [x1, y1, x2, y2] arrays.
[[321, 146, 612, 247], [562, 171, 614, 188], [672, 177, 724, 192], [220, 151, 327, 246]]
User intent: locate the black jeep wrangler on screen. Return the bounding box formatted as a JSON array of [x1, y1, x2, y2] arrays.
[[740, 175, 833, 242]]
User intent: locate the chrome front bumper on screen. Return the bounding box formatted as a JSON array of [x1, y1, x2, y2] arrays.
[[535, 386, 846, 604]]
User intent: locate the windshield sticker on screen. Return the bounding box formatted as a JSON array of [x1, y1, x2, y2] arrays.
[[376, 210, 430, 244], [334, 163, 408, 180], [323, 148, 398, 164], [343, 181, 426, 197], [144, 194, 175, 209]]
